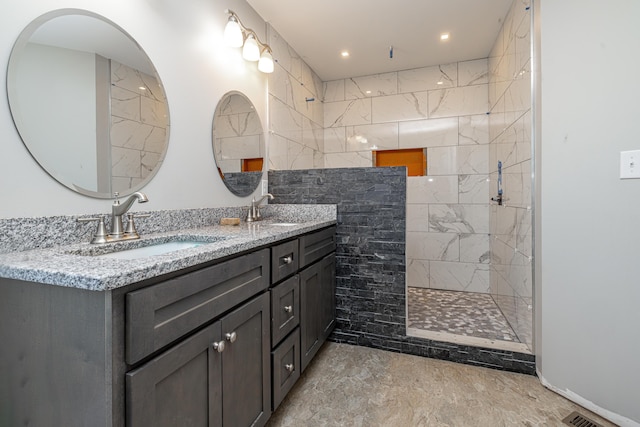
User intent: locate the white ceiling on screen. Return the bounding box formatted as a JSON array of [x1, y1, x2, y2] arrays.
[[246, 0, 514, 81]]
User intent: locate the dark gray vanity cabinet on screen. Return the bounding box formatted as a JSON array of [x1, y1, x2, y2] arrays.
[[126, 292, 271, 427], [125, 249, 272, 427]]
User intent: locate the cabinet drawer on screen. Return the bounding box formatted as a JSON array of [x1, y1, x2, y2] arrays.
[[271, 327, 300, 411], [298, 226, 336, 268], [270, 275, 299, 346], [126, 248, 270, 364], [271, 239, 298, 283]]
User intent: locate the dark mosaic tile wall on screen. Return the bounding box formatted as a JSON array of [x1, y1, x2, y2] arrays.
[[268, 167, 535, 375]]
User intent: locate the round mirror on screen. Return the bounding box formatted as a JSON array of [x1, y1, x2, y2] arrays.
[[212, 91, 264, 197], [7, 9, 170, 198]]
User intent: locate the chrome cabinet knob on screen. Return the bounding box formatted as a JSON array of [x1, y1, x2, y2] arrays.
[[212, 341, 225, 353], [285, 363, 294, 372], [282, 255, 293, 264], [284, 305, 293, 313], [225, 331, 237, 343]]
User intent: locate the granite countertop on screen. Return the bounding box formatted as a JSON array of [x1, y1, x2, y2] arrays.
[[0, 219, 336, 292]]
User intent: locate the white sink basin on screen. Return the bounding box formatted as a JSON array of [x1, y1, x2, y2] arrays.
[[95, 240, 208, 260]]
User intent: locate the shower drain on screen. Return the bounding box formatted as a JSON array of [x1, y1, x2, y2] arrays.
[[562, 411, 604, 427]]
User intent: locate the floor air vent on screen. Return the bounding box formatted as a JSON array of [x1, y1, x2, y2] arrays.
[[562, 411, 604, 427]]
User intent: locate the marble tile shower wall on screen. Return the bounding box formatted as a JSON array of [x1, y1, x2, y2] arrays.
[[110, 61, 168, 192], [322, 61, 492, 294], [488, 0, 533, 350], [267, 25, 325, 170]]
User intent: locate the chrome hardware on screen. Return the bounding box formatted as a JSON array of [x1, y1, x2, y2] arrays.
[[282, 255, 293, 264], [285, 363, 294, 372], [225, 332, 237, 343], [212, 341, 225, 352], [246, 193, 274, 222], [111, 192, 148, 238], [77, 217, 108, 244], [284, 305, 293, 313], [124, 212, 150, 238]]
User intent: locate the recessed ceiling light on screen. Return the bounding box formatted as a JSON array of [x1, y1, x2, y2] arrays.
[[366, 90, 372, 94], [440, 33, 450, 41], [340, 50, 350, 58], [436, 81, 443, 85]]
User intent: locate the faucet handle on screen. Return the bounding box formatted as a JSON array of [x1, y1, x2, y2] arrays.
[[125, 213, 150, 236], [77, 216, 108, 244]]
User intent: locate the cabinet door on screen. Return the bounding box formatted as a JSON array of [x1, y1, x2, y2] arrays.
[[126, 321, 223, 427], [299, 261, 322, 372], [221, 292, 271, 427], [300, 253, 336, 372], [320, 253, 336, 340]]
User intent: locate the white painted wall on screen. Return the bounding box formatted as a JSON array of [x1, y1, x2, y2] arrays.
[[537, 1, 640, 425], [0, 0, 269, 218]]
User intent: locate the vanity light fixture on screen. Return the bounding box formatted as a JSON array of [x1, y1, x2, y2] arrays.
[[224, 9, 274, 73]]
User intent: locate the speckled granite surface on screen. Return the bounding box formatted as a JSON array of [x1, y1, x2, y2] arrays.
[[0, 204, 336, 291]]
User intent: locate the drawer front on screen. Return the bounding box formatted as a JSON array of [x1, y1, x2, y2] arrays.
[[298, 226, 336, 268], [126, 248, 270, 364], [271, 327, 301, 411], [271, 239, 299, 283], [270, 275, 299, 346]]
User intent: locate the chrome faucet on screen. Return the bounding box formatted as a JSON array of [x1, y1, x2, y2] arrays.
[[111, 192, 149, 237], [78, 191, 149, 244], [246, 193, 274, 222]]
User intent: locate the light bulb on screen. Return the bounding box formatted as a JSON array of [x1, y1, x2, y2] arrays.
[[224, 17, 243, 48], [242, 35, 260, 61], [258, 49, 274, 73]]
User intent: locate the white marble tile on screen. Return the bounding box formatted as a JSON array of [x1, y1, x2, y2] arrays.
[[323, 80, 345, 102], [112, 146, 141, 178], [300, 62, 316, 95], [346, 123, 398, 151], [313, 150, 325, 168], [457, 145, 489, 174], [112, 118, 149, 150], [269, 95, 303, 143], [111, 61, 148, 97], [302, 116, 323, 152], [288, 140, 315, 170], [429, 261, 490, 293], [269, 64, 295, 107], [111, 86, 140, 121], [345, 72, 397, 99], [142, 126, 167, 154], [139, 72, 165, 103], [213, 114, 238, 138], [493, 205, 518, 248], [217, 135, 262, 160], [399, 117, 458, 149], [459, 174, 490, 204], [458, 59, 489, 86], [406, 204, 429, 232], [406, 259, 430, 288], [426, 146, 457, 175], [324, 99, 371, 127], [428, 85, 489, 119], [267, 133, 289, 170], [324, 127, 346, 153], [406, 231, 459, 261], [238, 111, 262, 136], [291, 81, 318, 122], [372, 92, 428, 123], [216, 158, 240, 173], [460, 233, 490, 264], [324, 152, 372, 168], [407, 176, 458, 204], [459, 114, 489, 145], [429, 204, 489, 234], [398, 63, 457, 93], [268, 26, 302, 81], [140, 151, 161, 177], [503, 162, 530, 208]]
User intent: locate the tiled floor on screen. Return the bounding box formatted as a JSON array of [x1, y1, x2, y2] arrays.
[[407, 287, 530, 353], [268, 342, 615, 427]]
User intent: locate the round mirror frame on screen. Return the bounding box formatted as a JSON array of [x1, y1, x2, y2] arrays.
[[6, 9, 170, 199], [212, 91, 265, 197]]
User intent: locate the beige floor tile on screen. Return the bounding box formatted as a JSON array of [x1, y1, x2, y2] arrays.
[[268, 342, 615, 427]]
